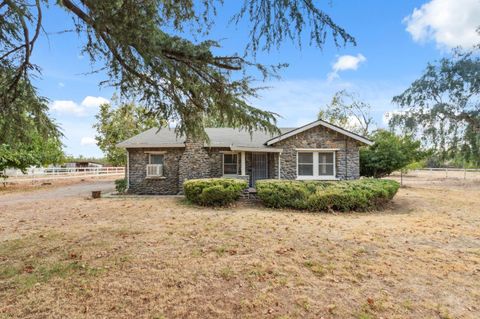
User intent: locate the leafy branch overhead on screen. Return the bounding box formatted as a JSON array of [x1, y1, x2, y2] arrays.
[[1, 0, 355, 141]]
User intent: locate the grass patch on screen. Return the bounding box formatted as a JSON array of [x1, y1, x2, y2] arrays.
[[303, 260, 326, 277]]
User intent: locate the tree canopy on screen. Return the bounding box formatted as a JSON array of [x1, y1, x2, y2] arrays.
[[360, 130, 424, 178], [1, 0, 355, 142], [389, 51, 480, 166], [93, 100, 163, 166], [318, 90, 375, 136]]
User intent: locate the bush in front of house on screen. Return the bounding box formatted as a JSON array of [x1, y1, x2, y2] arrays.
[[115, 178, 127, 194], [183, 178, 248, 206], [255, 179, 400, 212]]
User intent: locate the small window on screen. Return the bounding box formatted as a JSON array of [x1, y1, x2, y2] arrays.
[[223, 154, 238, 175], [147, 154, 164, 177], [318, 153, 334, 176], [298, 152, 314, 176], [149, 154, 164, 165]]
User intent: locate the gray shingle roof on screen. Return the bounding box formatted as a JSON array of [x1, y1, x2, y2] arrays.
[[117, 127, 295, 148]]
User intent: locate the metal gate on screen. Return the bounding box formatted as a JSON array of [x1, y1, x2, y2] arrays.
[[251, 153, 268, 187]]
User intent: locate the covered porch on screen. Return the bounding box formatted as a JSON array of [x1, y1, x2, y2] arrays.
[[221, 147, 282, 187]]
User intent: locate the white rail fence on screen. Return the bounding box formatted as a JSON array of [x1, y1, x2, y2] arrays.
[[2, 166, 125, 184], [390, 167, 480, 185]]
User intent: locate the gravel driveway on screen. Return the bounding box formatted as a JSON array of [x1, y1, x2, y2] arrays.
[[0, 180, 115, 206]]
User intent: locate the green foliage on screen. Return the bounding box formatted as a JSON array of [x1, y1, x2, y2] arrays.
[[115, 178, 127, 194], [360, 130, 424, 178], [318, 90, 375, 136], [0, 145, 39, 178], [390, 50, 480, 167], [0, 70, 63, 174], [1, 0, 354, 142], [183, 178, 248, 207], [256, 179, 400, 212], [93, 99, 162, 166]]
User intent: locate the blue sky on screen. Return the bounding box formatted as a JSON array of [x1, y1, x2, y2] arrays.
[[31, 0, 480, 157]]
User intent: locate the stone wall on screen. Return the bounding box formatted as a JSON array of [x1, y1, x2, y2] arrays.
[[273, 125, 361, 180], [178, 141, 211, 191], [127, 147, 183, 195]]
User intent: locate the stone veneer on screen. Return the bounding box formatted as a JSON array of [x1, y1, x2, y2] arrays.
[[273, 125, 361, 180], [127, 147, 183, 195], [127, 125, 362, 194], [177, 140, 211, 191]]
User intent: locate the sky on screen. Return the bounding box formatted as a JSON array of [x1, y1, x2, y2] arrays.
[[30, 0, 480, 157]]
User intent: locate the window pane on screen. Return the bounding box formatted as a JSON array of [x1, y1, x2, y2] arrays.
[[224, 154, 238, 174], [224, 164, 237, 174], [298, 153, 313, 164], [150, 154, 164, 164], [319, 164, 334, 175], [298, 164, 313, 176], [224, 154, 237, 164], [319, 153, 334, 164]]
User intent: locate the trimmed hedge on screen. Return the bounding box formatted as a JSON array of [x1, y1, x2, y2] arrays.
[[256, 179, 400, 212], [183, 178, 248, 206]]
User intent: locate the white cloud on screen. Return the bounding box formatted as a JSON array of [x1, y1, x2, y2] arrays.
[[51, 100, 85, 116], [81, 96, 109, 108], [404, 0, 480, 49], [328, 54, 366, 81], [58, 82, 65, 88], [80, 137, 97, 146], [50, 96, 109, 117]]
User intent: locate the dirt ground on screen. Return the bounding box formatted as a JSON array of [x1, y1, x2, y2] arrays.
[[0, 176, 479, 318]]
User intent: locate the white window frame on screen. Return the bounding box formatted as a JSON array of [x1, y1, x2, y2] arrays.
[[146, 153, 164, 177], [296, 150, 337, 180], [222, 152, 239, 176]]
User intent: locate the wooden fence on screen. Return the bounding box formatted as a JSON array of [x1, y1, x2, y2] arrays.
[[2, 167, 125, 184]]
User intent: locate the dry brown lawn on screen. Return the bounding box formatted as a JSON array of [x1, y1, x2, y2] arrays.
[[0, 178, 479, 318]]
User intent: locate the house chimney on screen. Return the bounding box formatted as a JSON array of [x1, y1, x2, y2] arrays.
[[177, 137, 211, 193]]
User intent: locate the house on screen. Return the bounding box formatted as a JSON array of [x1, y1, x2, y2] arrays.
[[117, 119, 373, 195]]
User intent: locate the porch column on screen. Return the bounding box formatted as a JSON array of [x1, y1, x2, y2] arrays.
[[278, 152, 281, 179], [241, 151, 246, 175]]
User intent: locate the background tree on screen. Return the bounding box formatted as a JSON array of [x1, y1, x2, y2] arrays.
[[0, 72, 63, 174], [94, 101, 163, 166], [318, 90, 375, 136], [360, 130, 424, 178], [389, 50, 480, 167], [1, 0, 355, 142]]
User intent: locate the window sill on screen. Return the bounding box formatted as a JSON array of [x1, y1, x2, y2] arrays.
[[146, 176, 166, 180], [296, 176, 338, 181]]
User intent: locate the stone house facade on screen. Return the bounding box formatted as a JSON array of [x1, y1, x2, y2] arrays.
[[117, 120, 372, 195]]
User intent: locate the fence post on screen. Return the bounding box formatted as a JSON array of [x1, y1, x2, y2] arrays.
[[464, 168, 467, 180], [445, 168, 448, 178]]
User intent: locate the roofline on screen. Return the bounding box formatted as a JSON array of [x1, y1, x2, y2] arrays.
[[230, 146, 283, 153], [118, 143, 186, 149], [265, 119, 373, 146]]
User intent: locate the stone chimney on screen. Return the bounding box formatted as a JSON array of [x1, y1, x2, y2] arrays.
[[177, 138, 211, 193]]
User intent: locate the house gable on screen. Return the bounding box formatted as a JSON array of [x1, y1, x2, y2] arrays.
[[265, 119, 373, 146]]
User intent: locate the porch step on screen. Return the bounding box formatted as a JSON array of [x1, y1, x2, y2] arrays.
[[241, 187, 258, 199]]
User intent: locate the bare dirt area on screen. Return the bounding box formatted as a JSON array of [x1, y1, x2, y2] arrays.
[[0, 177, 479, 318], [0, 176, 117, 199]]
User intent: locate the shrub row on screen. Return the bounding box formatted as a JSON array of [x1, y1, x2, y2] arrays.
[[255, 179, 399, 212], [183, 178, 248, 206]]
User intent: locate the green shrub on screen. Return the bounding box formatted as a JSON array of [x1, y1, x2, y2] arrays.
[[183, 178, 248, 206], [256, 179, 400, 212], [115, 178, 127, 194]]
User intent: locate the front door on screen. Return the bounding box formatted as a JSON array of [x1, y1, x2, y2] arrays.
[[251, 153, 268, 187]]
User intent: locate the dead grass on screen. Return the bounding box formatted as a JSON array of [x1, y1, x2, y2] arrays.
[[0, 178, 479, 318]]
